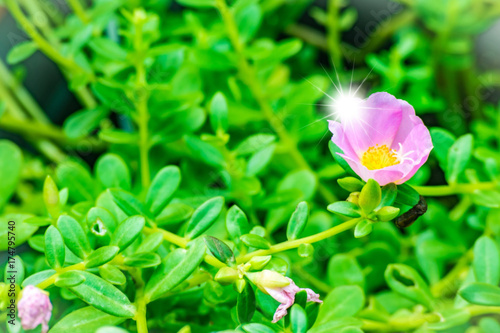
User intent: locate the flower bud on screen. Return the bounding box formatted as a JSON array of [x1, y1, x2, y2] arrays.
[[18, 285, 52, 333], [215, 267, 239, 285], [43, 175, 59, 218], [246, 270, 290, 291], [376, 206, 400, 222], [346, 192, 360, 205], [248, 256, 271, 270], [234, 278, 247, 293], [337, 177, 365, 192], [359, 179, 381, 214]]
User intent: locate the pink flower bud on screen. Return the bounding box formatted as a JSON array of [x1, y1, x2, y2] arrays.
[[18, 285, 52, 333], [252, 270, 322, 323]]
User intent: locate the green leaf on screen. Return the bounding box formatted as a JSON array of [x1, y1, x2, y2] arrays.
[[110, 216, 146, 251], [123, 253, 161, 268], [235, 134, 276, 156], [337, 177, 365, 192], [68, 271, 136, 317], [327, 254, 365, 289], [185, 196, 224, 239], [427, 308, 470, 330], [446, 133, 473, 184], [291, 304, 308, 333], [145, 239, 206, 302], [316, 286, 365, 324], [137, 232, 164, 253], [395, 183, 420, 207], [429, 127, 455, 170], [235, 3, 261, 42], [56, 161, 95, 202], [7, 41, 37, 64], [88, 37, 128, 60], [384, 264, 434, 310], [55, 271, 86, 288], [85, 246, 120, 268], [240, 234, 271, 249], [63, 107, 109, 139], [0, 140, 23, 209], [22, 269, 56, 287], [44, 226, 65, 269], [108, 189, 152, 220], [473, 236, 500, 285], [156, 202, 194, 226], [204, 236, 235, 264], [95, 154, 131, 191], [378, 183, 397, 208], [57, 215, 91, 259], [176, 0, 216, 8], [459, 282, 500, 306], [375, 206, 400, 222], [210, 92, 228, 134], [98, 130, 138, 144], [146, 166, 181, 216], [43, 175, 60, 218], [359, 179, 381, 214], [242, 323, 275, 333], [226, 205, 251, 244], [184, 135, 226, 168], [99, 265, 126, 286], [327, 202, 361, 218], [354, 219, 373, 238], [237, 283, 256, 324], [49, 306, 126, 333], [246, 144, 276, 177], [286, 201, 309, 240], [329, 141, 356, 176]]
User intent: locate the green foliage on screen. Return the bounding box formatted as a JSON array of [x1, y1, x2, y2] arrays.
[[2, 0, 500, 332]]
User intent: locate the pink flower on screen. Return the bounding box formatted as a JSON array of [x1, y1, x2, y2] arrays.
[[247, 270, 322, 323], [329, 92, 433, 186], [18, 285, 52, 333]]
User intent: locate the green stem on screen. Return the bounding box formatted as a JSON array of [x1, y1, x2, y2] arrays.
[[145, 227, 226, 269], [133, 14, 151, 189], [292, 266, 332, 293], [68, 0, 90, 23], [237, 218, 361, 263], [129, 268, 148, 333], [430, 249, 473, 297], [215, 0, 337, 204], [37, 262, 86, 289], [0, 59, 50, 123], [412, 182, 497, 196], [5, 0, 77, 69], [326, 0, 342, 69]]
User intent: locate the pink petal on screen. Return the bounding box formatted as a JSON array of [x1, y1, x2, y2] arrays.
[[329, 120, 358, 159], [391, 99, 424, 149], [342, 92, 403, 156], [302, 288, 323, 303]]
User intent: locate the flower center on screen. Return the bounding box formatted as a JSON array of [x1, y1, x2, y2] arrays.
[[361, 144, 400, 170]]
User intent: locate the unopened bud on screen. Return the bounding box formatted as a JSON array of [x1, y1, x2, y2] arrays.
[[376, 206, 400, 222], [43, 176, 59, 218], [346, 192, 360, 205], [214, 267, 239, 285], [234, 278, 246, 293], [248, 256, 271, 270], [246, 270, 290, 290]]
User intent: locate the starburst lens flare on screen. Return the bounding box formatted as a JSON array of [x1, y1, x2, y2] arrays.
[[330, 94, 364, 124]]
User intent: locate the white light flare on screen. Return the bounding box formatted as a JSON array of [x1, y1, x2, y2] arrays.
[[329, 93, 364, 124]]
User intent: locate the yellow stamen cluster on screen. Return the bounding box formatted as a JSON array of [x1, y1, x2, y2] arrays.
[[361, 144, 400, 170]]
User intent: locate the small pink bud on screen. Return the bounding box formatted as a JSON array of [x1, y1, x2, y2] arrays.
[[18, 285, 52, 333], [249, 270, 322, 322]]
